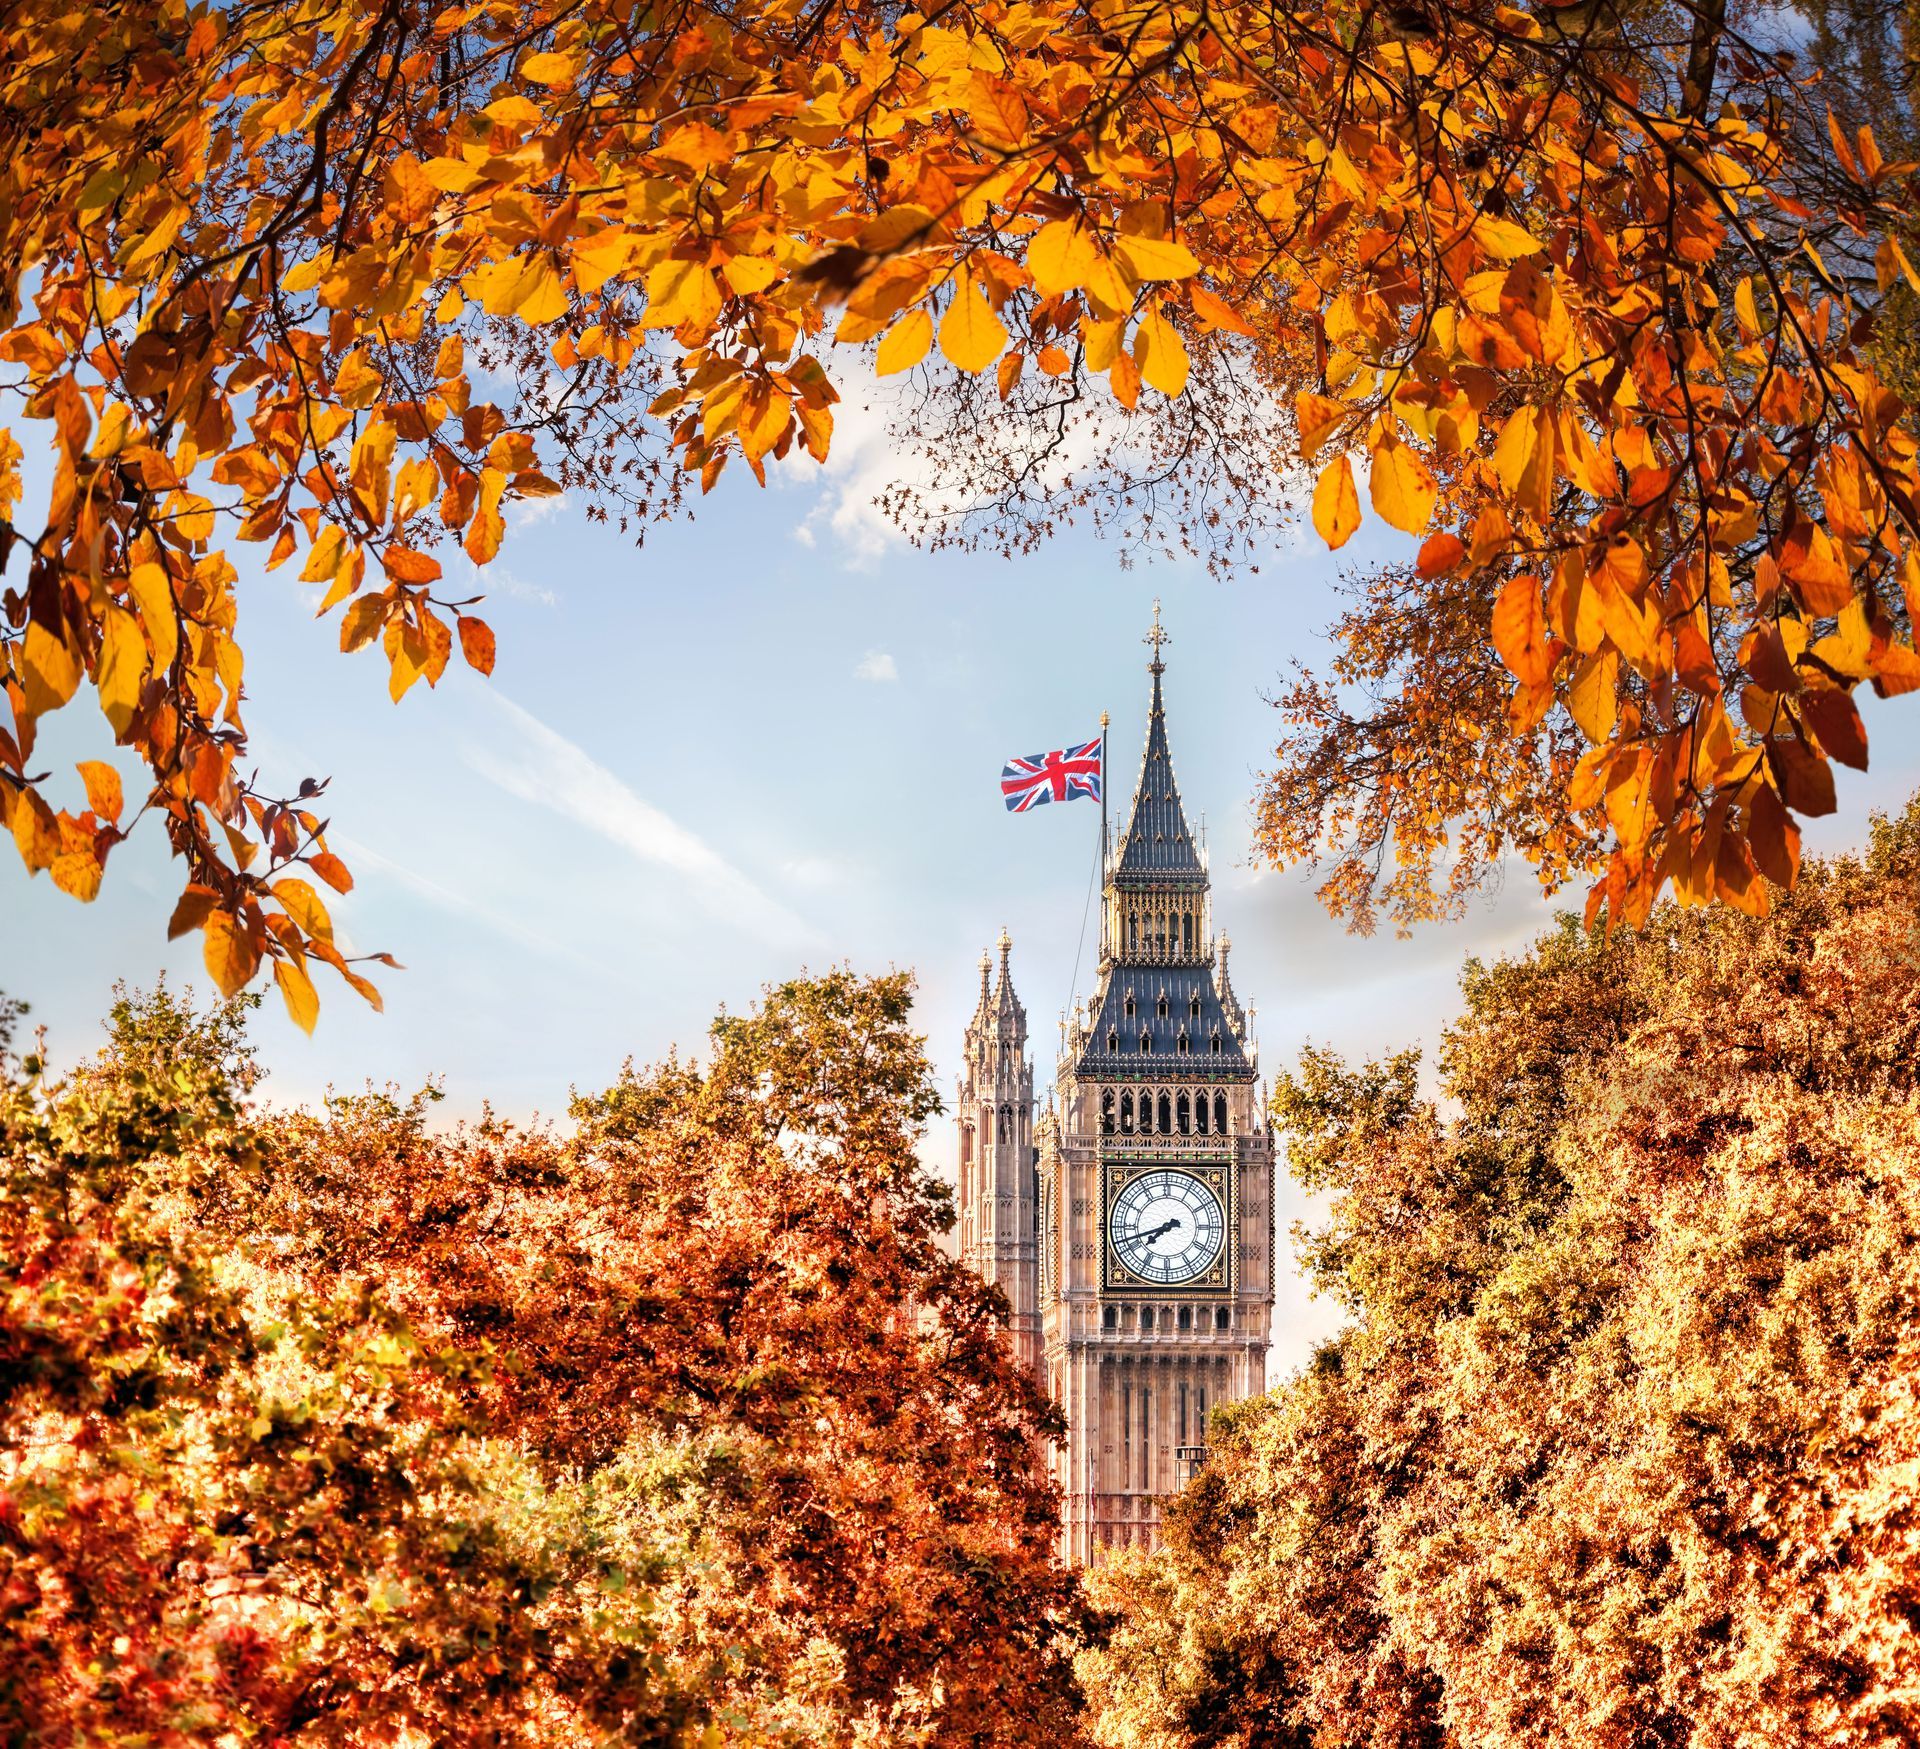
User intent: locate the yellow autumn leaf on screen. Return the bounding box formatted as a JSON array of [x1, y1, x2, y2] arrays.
[[510, 255, 568, 325], [876, 307, 934, 376], [49, 840, 103, 900], [22, 621, 81, 717], [76, 759, 124, 824], [272, 876, 333, 942], [127, 562, 178, 676], [1296, 393, 1348, 462], [1134, 310, 1189, 397], [1027, 220, 1104, 296], [647, 258, 723, 330], [203, 909, 261, 997], [1568, 648, 1620, 743], [97, 605, 146, 735], [1114, 234, 1200, 281], [1474, 215, 1543, 260], [1369, 438, 1438, 534], [1312, 454, 1361, 550], [520, 50, 576, 86], [11, 788, 59, 873], [475, 253, 565, 323], [274, 955, 320, 1034], [939, 279, 1007, 373], [421, 155, 483, 193], [721, 254, 780, 296], [298, 525, 347, 585]]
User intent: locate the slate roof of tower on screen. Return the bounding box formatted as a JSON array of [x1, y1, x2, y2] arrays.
[[1113, 664, 1205, 883], [1075, 968, 1252, 1079]]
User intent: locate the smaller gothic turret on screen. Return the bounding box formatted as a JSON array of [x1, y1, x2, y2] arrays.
[[956, 930, 1044, 1383]]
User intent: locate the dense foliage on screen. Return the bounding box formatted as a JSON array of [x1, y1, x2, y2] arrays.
[[1079, 796, 1920, 1748], [0, 970, 1084, 1747], [7, 0, 1920, 1014]]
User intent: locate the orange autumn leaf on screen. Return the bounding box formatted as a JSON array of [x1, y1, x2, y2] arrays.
[[456, 615, 496, 676], [75, 760, 123, 824], [1312, 454, 1361, 549], [1491, 574, 1552, 688]]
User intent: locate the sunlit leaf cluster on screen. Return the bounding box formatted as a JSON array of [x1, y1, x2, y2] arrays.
[[6, 0, 1920, 1016]]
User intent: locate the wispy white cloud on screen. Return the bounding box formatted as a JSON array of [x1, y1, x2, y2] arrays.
[[780, 854, 849, 890], [507, 492, 569, 533], [461, 558, 557, 608], [465, 692, 821, 949], [332, 833, 607, 974], [787, 360, 1142, 567], [854, 649, 899, 683], [788, 378, 959, 566]]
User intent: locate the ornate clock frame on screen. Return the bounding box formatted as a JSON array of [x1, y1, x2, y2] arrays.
[[1100, 1146, 1236, 1294]]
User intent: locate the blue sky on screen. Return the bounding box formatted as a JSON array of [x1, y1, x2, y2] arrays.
[[9, 386, 1920, 1374]]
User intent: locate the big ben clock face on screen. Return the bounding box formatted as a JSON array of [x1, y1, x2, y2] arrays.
[[1109, 1170, 1226, 1285]]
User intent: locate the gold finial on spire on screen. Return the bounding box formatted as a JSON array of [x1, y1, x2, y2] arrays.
[[997, 925, 1012, 961], [1144, 598, 1171, 673], [1100, 709, 1109, 729]]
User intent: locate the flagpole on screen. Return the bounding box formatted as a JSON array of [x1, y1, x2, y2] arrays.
[[1099, 710, 1110, 885]]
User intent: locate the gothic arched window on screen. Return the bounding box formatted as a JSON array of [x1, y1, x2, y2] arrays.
[[1120, 1091, 1135, 1134], [998, 1104, 1010, 1141], [1129, 914, 1139, 951], [1101, 1089, 1115, 1134], [1177, 1091, 1190, 1133], [1140, 1031, 1152, 1055], [1177, 1031, 1190, 1057], [1124, 991, 1136, 1020], [1214, 1091, 1228, 1134], [1157, 993, 1169, 1019], [1158, 1092, 1172, 1134], [1195, 1096, 1209, 1136], [1210, 1032, 1222, 1054], [1191, 993, 1202, 1018], [1136, 1092, 1151, 1134], [1183, 912, 1194, 955], [1107, 1030, 1118, 1054]]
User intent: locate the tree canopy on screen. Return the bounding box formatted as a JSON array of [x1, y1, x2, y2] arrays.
[[1076, 792, 1920, 1748], [1, 968, 1086, 1746], [4, 0, 1920, 1020]]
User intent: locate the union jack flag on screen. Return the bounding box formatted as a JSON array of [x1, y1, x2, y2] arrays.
[[1001, 738, 1103, 813]]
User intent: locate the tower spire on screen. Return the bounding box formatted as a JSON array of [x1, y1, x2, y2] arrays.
[[1144, 596, 1170, 674], [1112, 605, 1202, 878]]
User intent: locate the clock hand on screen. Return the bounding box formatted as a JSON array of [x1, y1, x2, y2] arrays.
[[1138, 1216, 1183, 1246]]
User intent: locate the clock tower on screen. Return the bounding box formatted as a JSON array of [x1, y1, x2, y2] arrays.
[[1013, 608, 1275, 1563]]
